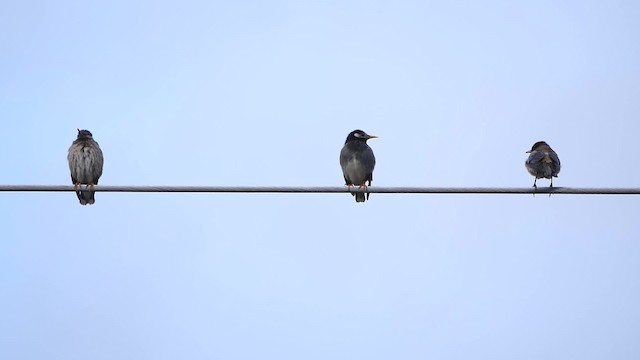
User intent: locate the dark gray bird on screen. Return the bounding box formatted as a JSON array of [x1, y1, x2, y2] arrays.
[[340, 129, 377, 202], [525, 141, 561, 188], [68, 129, 104, 205]]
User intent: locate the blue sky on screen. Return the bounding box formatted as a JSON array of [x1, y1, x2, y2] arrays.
[[2, 1, 640, 359]]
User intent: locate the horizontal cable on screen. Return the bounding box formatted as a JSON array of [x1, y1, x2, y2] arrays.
[[0, 185, 639, 195]]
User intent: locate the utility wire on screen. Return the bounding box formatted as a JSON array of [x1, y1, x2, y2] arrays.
[[0, 185, 639, 195]]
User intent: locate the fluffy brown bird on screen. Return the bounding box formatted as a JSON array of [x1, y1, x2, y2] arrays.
[[68, 129, 104, 205], [525, 141, 561, 188]]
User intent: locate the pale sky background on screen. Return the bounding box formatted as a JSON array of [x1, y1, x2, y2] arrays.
[[1, 1, 640, 359]]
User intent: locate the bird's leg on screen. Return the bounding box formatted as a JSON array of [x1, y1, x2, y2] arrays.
[[549, 178, 554, 198], [73, 182, 80, 191], [532, 178, 537, 197]]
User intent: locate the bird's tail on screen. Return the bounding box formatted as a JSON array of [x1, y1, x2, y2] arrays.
[[76, 188, 96, 205], [350, 185, 371, 203]]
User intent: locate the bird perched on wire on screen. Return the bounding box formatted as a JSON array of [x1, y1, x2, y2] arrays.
[[340, 129, 377, 202], [68, 129, 104, 205], [525, 141, 561, 188]]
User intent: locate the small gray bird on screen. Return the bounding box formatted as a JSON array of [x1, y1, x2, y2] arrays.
[[525, 141, 561, 188], [340, 129, 377, 202], [68, 129, 104, 205]]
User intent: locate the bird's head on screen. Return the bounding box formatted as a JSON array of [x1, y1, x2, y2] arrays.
[[526, 141, 550, 153], [345, 129, 378, 144], [76, 129, 94, 140]]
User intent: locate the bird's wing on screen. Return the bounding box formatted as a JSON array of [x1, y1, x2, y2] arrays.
[[92, 143, 104, 183], [339, 145, 351, 167], [549, 151, 561, 174], [549, 151, 560, 166], [339, 146, 352, 184], [526, 151, 545, 164], [361, 146, 376, 182], [67, 144, 79, 183]]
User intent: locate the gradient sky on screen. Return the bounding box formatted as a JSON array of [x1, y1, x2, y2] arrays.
[[2, 1, 640, 359]]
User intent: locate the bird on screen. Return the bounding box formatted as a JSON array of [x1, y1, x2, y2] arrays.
[[68, 129, 104, 205], [525, 141, 561, 188], [340, 129, 377, 202]]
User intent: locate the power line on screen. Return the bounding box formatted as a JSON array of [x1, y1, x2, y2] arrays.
[[0, 185, 639, 195]]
